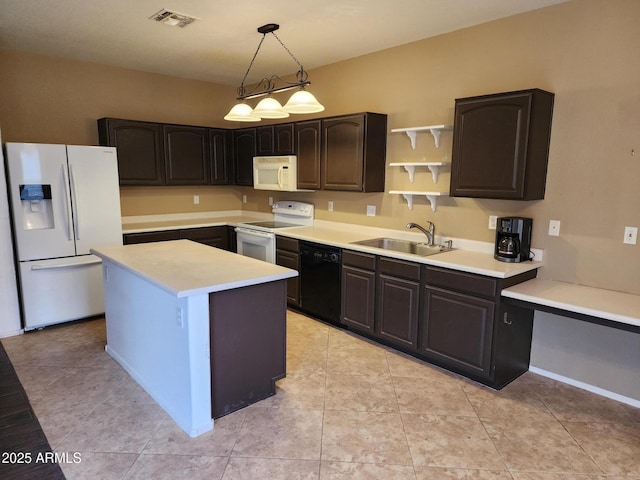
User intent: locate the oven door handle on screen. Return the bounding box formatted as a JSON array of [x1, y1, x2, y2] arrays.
[[235, 227, 275, 238]]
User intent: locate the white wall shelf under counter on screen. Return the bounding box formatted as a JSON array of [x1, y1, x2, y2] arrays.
[[389, 161, 450, 183], [389, 190, 449, 212], [391, 125, 452, 149]]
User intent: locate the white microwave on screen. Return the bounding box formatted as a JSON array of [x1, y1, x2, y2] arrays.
[[253, 155, 310, 192]]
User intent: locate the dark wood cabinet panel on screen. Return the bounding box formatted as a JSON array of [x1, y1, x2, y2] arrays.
[[234, 128, 257, 186], [276, 250, 300, 306], [274, 123, 295, 155], [123, 226, 234, 251], [179, 226, 228, 250], [256, 125, 274, 156], [163, 125, 209, 185], [98, 118, 165, 185], [295, 120, 322, 190], [321, 113, 387, 192], [420, 286, 495, 377], [376, 274, 420, 350], [450, 89, 554, 200], [209, 129, 234, 185], [123, 230, 180, 244], [341, 265, 376, 333], [276, 236, 300, 307]]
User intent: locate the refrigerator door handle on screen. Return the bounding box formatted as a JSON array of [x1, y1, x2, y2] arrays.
[[61, 164, 74, 241], [69, 164, 80, 240], [30, 258, 102, 270]]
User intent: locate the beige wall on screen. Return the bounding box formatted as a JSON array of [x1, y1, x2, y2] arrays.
[[1, 0, 639, 294]]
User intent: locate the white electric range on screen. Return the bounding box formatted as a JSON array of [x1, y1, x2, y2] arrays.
[[235, 201, 314, 263]]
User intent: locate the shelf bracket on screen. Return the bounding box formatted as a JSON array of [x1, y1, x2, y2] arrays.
[[425, 194, 439, 212], [400, 193, 415, 210], [429, 128, 442, 148], [427, 164, 440, 183], [404, 130, 418, 149], [402, 165, 417, 183]]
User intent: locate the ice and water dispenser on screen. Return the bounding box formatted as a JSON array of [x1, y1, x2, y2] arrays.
[[19, 184, 55, 230]]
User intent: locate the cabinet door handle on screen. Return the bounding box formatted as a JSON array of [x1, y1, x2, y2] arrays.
[[503, 312, 512, 325]]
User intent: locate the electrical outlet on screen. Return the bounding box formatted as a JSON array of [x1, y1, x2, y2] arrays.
[[548, 220, 561, 236], [366, 205, 376, 216], [623, 226, 638, 245], [489, 215, 498, 230], [193, 195, 199, 205], [242, 194, 247, 204], [328, 201, 334, 212], [268, 196, 273, 206]]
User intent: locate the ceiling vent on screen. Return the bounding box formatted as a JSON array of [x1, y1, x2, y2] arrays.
[[149, 9, 197, 28]]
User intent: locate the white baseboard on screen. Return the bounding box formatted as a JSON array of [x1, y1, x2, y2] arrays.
[[529, 366, 640, 409]]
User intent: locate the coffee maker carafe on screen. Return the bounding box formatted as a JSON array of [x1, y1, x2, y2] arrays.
[[494, 217, 532, 263]]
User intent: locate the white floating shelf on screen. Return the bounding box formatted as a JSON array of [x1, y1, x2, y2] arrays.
[[391, 125, 453, 149], [389, 190, 449, 212], [389, 161, 450, 183]]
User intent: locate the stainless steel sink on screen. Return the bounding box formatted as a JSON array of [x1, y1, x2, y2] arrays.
[[350, 237, 453, 256]]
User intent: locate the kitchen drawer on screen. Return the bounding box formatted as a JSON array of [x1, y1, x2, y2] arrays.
[[276, 236, 299, 253], [378, 257, 421, 281], [424, 266, 497, 298], [342, 250, 376, 271], [123, 230, 180, 244], [179, 226, 225, 241]]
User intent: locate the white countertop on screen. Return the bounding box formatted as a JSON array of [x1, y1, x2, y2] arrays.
[[91, 240, 297, 298], [276, 225, 541, 279], [122, 212, 270, 234], [120, 212, 541, 279], [502, 278, 640, 328]]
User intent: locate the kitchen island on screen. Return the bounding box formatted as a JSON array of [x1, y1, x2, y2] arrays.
[[90, 240, 297, 437]]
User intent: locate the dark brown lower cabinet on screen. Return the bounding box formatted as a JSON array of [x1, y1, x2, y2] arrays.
[[179, 226, 228, 249], [341, 250, 376, 334], [421, 286, 494, 377], [375, 258, 420, 350], [340, 252, 537, 389], [123, 226, 233, 251], [275, 236, 300, 307]]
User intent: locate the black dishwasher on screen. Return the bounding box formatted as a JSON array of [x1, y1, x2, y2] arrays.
[[299, 241, 342, 326]]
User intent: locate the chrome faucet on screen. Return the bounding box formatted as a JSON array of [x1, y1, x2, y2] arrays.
[[407, 221, 435, 246]]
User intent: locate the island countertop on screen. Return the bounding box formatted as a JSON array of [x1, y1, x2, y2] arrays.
[[91, 239, 297, 298]]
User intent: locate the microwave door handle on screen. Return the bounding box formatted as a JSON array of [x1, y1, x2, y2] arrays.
[[277, 167, 283, 188]]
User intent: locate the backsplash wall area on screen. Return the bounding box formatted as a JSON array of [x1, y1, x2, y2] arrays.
[[1, 0, 638, 297]]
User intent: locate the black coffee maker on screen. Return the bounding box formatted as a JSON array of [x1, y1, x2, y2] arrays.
[[494, 217, 533, 263]]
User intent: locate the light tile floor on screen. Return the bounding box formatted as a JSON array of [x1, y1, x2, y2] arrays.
[[2, 310, 639, 480]]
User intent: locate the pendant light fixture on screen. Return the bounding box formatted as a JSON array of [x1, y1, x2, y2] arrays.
[[224, 23, 324, 122]]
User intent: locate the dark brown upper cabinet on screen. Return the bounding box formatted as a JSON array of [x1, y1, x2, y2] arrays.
[[209, 128, 234, 185], [98, 118, 165, 185], [274, 123, 295, 155], [295, 120, 322, 190], [256, 124, 295, 156], [321, 113, 387, 192], [450, 89, 554, 200], [234, 127, 257, 186], [256, 125, 274, 156], [163, 125, 209, 185]]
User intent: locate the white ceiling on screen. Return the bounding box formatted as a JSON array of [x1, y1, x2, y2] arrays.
[[0, 0, 568, 86]]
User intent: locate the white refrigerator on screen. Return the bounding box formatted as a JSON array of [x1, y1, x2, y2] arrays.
[[5, 143, 123, 330]]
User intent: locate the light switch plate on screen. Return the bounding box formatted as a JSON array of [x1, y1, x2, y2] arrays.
[[328, 201, 334, 212], [623, 226, 638, 245], [366, 205, 376, 216], [193, 195, 199, 205], [242, 194, 247, 204], [489, 215, 498, 230], [548, 220, 561, 236]]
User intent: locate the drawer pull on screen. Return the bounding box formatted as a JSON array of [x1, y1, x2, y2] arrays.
[[503, 312, 512, 325]]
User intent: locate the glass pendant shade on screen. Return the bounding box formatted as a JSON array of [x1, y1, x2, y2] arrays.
[[283, 89, 325, 114], [224, 102, 260, 122], [252, 96, 290, 119]]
